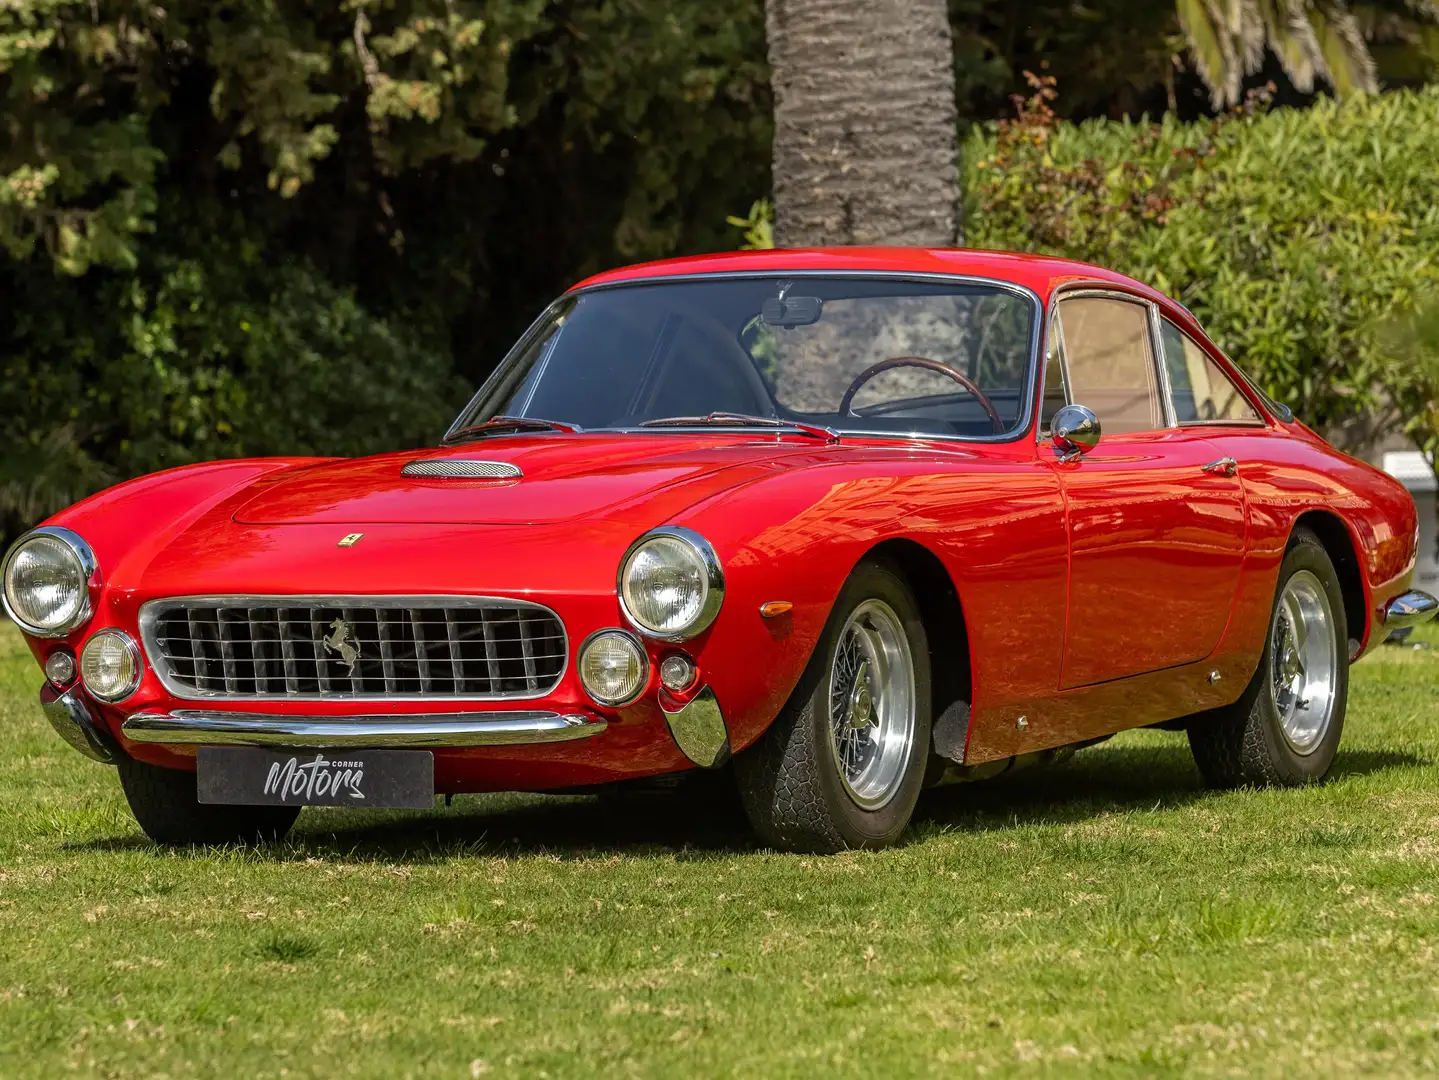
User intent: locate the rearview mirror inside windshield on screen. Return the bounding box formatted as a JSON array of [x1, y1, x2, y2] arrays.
[[762, 295, 823, 327]]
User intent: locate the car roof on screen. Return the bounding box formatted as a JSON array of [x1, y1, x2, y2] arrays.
[[570, 247, 1165, 305]]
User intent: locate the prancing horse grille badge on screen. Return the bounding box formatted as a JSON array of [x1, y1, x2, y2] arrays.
[[323, 618, 361, 675]]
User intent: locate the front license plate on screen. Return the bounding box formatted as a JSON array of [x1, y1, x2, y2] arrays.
[[196, 747, 434, 809]]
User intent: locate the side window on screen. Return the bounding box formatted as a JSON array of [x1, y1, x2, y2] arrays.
[[1055, 297, 1163, 435], [1039, 310, 1067, 435], [1159, 319, 1261, 424]]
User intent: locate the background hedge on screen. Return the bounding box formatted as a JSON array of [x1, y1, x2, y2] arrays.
[[3, 2, 1437, 546], [964, 81, 1439, 462]]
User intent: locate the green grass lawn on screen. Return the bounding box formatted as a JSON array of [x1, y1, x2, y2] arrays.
[[1, 622, 1437, 1078]]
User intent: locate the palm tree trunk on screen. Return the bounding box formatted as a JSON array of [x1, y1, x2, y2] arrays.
[[766, 0, 959, 248]]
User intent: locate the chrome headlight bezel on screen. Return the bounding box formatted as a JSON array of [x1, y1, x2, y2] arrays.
[[79, 629, 143, 703], [1, 526, 102, 639], [617, 526, 725, 642], [577, 628, 650, 707]]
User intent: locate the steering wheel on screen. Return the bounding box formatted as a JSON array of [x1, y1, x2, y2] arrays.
[[837, 356, 1005, 434]]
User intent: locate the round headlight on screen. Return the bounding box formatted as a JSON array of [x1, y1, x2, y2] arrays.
[[618, 527, 724, 641], [578, 630, 648, 707], [80, 630, 142, 702], [2, 528, 98, 637]]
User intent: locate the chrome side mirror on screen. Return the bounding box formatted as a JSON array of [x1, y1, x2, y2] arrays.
[[1052, 404, 1100, 462]]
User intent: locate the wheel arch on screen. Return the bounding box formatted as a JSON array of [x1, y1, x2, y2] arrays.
[[861, 538, 972, 716], [1292, 509, 1367, 654]]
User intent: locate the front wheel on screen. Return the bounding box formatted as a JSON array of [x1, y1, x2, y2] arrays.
[[735, 560, 931, 853], [1188, 528, 1349, 787], [117, 756, 300, 846]]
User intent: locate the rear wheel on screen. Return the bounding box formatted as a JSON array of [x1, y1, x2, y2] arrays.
[[1188, 528, 1348, 787], [735, 560, 931, 852], [117, 756, 300, 846]]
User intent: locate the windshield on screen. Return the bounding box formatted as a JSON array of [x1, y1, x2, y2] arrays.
[[451, 275, 1039, 440]]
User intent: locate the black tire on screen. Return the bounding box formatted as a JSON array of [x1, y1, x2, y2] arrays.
[[1188, 528, 1349, 787], [117, 756, 300, 846], [734, 559, 931, 853]]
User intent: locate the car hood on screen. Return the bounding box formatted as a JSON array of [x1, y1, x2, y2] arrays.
[[231, 434, 827, 527]]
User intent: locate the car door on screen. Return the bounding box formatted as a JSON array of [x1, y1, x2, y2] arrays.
[[1048, 292, 1248, 688]]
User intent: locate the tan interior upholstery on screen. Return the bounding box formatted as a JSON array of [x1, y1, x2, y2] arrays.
[[1057, 297, 1162, 435]]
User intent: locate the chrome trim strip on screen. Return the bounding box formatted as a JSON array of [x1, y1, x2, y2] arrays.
[[2, 526, 102, 639], [138, 595, 569, 703], [1384, 590, 1438, 630], [446, 269, 1046, 446], [1039, 306, 1073, 437], [40, 683, 116, 763], [1146, 300, 1179, 428], [661, 685, 731, 768], [400, 460, 522, 479], [121, 709, 605, 748], [617, 527, 726, 643]]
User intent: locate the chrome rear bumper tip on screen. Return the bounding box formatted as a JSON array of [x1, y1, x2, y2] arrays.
[[121, 710, 606, 748], [1384, 590, 1438, 630]]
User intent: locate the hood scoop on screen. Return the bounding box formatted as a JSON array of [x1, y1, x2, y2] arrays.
[[400, 459, 522, 480], [232, 435, 808, 526]]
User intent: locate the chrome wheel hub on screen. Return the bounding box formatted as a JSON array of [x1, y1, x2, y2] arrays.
[[846, 661, 874, 730], [1270, 570, 1338, 755], [828, 599, 916, 809]]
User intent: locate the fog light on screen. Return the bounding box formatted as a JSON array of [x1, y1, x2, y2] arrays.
[[579, 630, 648, 707], [80, 630, 142, 702], [659, 653, 697, 693], [44, 649, 77, 688]]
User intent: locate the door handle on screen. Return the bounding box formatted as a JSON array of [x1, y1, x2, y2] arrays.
[[1201, 457, 1238, 477]]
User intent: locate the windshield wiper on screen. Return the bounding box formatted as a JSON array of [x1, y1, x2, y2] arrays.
[[443, 415, 578, 444], [640, 412, 838, 443]]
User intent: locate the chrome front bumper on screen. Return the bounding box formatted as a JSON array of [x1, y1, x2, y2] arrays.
[[660, 687, 731, 768], [40, 684, 117, 764], [121, 710, 607, 748], [1385, 590, 1439, 631]]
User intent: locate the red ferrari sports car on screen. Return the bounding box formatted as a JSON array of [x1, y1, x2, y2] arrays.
[[5, 248, 1435, 852]]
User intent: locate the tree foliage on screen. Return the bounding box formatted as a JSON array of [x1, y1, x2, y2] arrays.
[[5, 0, 1439, 549], [1175, 1, 1439, 108], [0, 0, 772, 543]]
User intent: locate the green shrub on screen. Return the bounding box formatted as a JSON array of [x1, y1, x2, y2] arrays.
[[0, 235, 466, 545], [0, 0, 775, 547], [964, 77, 1439, 463]]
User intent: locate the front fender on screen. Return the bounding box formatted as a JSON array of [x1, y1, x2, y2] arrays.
[[664, 446, 1067, 754], [18, 458, 332, 669]]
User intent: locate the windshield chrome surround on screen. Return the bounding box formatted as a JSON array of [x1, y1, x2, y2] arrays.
[[446, 270, 1045, 446]]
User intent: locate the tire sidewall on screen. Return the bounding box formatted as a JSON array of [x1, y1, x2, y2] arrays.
[[806, 561, 932, 847], [1253, 535, 1349, 782]]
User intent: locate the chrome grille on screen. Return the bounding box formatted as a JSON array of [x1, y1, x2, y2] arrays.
[[140, 597, 566, 701]]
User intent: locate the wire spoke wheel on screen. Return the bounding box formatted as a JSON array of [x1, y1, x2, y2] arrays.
[[1270, 569, 1338, 756], [826, 598, 916, 809]]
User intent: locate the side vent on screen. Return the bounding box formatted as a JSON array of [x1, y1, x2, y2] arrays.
[[401, 459, 522, 480]]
